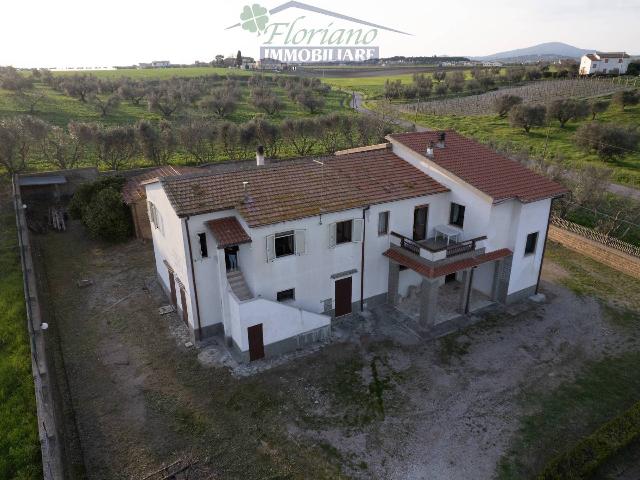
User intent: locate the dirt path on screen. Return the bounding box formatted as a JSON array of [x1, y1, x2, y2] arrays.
[[35, 221, 640, 479]]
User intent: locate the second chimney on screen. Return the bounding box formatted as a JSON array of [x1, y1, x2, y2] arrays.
[[256, 145, 265, 166], [426, 141, 434, 158], [436, 132, 446, 148]]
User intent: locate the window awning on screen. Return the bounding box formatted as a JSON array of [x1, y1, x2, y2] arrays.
[[206, 217, 252, 249], [383, 247, 512, 278]]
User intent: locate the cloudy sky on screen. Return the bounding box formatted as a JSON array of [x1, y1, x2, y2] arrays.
[[1, 0, 638, 68]]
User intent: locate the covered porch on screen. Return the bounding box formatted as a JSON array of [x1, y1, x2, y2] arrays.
[[383, 243, 513, 329]]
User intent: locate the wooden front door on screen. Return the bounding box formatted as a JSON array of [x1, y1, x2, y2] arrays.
[[180, 288, 188, 325], [248, 324, 265, 361], [413, 206, 428, 241], [168, 270, 177, 306], [334, 276, 352, 317]]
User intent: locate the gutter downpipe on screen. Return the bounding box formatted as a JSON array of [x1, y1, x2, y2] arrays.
[[360, 205, 370, 312], [536, 198, 554, 295], [184, 216, 203, 340]]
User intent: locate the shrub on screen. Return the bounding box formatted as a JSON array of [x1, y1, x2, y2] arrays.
[[538, 400, 640, 479], [574, 122, 639, 160], [69, 177, 132, 242], [493, 94, 522, 118], [83, 188, 133, 242]]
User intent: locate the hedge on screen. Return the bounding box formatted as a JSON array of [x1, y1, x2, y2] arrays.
[[538, 400, 640, 479]]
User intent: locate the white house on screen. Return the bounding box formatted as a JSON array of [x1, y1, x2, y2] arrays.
[[579, 52, 630, 75], [144, 131, 566, 362]]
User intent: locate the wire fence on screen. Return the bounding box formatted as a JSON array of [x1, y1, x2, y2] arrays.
[[551, 215, 640, 258]]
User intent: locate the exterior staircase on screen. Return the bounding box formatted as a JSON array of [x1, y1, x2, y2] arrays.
[[227, 270, 253, 301]]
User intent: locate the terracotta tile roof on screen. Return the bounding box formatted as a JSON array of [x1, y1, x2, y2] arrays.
[[384, 247, 512, 278], [206, 217, 252, 248], [388, 131, 568, 204], [122, 166, 199, 204], [595, 52, 630, 59], [161, 149, 449, 227]]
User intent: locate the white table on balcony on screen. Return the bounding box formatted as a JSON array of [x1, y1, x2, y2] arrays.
[[434, 224, 462, 245]]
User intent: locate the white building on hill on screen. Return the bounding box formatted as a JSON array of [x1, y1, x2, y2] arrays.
[[144, 131, 566, 362], [579, 52, 630, 75]]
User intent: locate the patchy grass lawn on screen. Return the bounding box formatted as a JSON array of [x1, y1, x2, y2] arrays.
[[400, 102, 640, 187], [497, 242, 640, 479], [0, 181, 41, 479]]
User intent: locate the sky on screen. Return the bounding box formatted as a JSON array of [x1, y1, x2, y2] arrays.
[[1, 0, 638, 68]]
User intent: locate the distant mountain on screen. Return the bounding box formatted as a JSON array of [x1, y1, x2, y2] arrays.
[[473, 42, 593, 62]]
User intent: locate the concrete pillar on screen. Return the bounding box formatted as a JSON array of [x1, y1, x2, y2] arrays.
[[491, 259, 503, 302], [387, 261, 400, 306], [495, 255, 513, 304], [419, 278, 440, 328], [458, 268, 473, 314]]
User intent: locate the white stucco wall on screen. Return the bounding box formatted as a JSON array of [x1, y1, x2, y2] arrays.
[[145, 182, 194, 326], [389, 138, 553, 298]]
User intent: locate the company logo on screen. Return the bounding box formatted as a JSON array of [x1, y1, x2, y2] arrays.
[[227, 1, 411, 63]]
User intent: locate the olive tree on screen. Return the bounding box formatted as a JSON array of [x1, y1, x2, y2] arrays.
[[509, 104, 546, 133]]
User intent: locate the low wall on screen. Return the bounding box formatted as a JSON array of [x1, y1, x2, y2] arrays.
[[548, 225, 640, 279]]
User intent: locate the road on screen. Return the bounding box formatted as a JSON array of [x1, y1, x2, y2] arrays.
[[350, 92, 640, 201]]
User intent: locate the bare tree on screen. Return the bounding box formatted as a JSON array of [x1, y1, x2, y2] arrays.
[[41, 126, 84, 170], [509, 104, 546, 133], [89, 93, 121, 117], [94, 125, 137, 170], [547, 99, 589, 128], [281, 118, 318, 156], [589, 99, 610, 120], [493, 95, 522, 118], [176, 120, 218, 164], [136, 120, 175, 165], [61, 74, 98, 102]]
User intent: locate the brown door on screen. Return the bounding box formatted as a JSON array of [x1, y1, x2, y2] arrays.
[[180, 288, 188, 325], [168, 270, 177, 306], [334, 276, 352, 317], [413, 206, 428, 241], [248, 324, 265, 361]]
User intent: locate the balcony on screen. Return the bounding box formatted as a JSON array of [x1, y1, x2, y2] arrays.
[[390, 231, 487, 264]]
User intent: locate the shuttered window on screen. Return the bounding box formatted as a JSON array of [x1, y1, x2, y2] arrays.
[[266, 230, 306, 261]]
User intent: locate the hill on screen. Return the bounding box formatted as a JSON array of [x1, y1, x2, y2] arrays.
[[473, 42, 592, 62]]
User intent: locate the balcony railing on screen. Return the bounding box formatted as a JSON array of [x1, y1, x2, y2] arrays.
[[390, 231, 487, 261]]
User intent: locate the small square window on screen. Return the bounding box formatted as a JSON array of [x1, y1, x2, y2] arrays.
[[449, 203, 465, 228], [277, 288, 295, 302], [378, 211, 389, 236], [198, 233, 208, 258], [525, 232, 538, 255], [275, 231, 295, 258], [336, 220, 353, 244]]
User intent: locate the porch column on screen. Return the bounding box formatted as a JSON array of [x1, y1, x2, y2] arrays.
[[387, 261, 400, 306], [419, 277, 439, 328], [458, 268, 473, 314], [491, 259, 504, 302], [495, 255, 513, 304]]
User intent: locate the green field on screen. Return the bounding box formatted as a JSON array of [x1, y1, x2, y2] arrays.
[[0, 181, 41, 479], [398, 100, 640, 187], [51, 66, 255, 79]]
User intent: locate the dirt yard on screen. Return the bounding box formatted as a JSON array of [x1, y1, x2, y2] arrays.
[[34, 221, 640, 479]]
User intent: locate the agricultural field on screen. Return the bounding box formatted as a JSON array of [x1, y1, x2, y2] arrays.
[[396, 94, 640, 187], [400, 77, 635, 116], [0, 77, 349, 128], [51, 66, 255, 79]]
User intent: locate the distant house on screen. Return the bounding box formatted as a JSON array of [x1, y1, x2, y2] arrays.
[[144, 131, 566, 362], [579, 52, 630, 75], [482, 61, 503, 67], [138, 60, 171, 69]]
